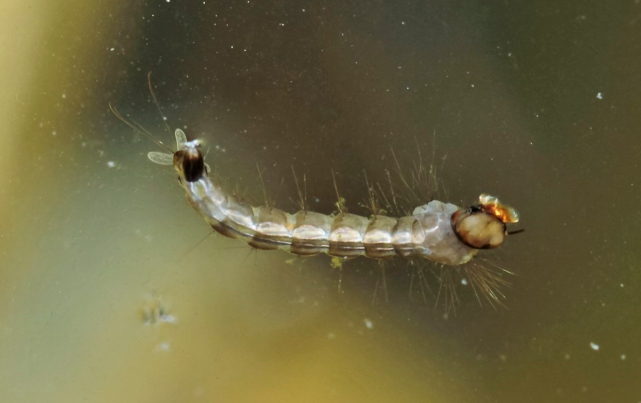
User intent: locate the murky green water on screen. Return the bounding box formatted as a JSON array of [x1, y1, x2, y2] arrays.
[[1, 1, 640, 402]]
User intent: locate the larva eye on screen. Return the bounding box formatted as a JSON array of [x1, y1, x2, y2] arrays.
[[182, 149, 204, 182], [173, 140, 205, 182]]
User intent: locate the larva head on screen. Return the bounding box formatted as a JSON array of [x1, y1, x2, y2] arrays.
[[451, 194, 520, 249], [173, 139, 205, 182]]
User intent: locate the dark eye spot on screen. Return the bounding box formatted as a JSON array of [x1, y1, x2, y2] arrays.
[[182, 148, 205, 182]]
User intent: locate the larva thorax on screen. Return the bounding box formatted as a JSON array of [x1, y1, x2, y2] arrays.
[[156, 129, 519, 266]]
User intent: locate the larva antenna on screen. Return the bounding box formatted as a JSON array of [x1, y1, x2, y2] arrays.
[[147, 71, 171, 133], [109, 103, 173, 154]]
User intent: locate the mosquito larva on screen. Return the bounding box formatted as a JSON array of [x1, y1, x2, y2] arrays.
[[147, 129, 520, 266]]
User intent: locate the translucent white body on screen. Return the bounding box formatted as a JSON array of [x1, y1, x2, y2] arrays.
[[181, 173, 477, 265], [147, 128, 528, 268], [147, 129, 479, 266]]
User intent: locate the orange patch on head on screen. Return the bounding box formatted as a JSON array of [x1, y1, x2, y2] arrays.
[[478, 194, 519, 223]]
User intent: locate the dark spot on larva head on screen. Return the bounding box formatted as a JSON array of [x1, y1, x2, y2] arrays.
[[173, 144, 204, 182]]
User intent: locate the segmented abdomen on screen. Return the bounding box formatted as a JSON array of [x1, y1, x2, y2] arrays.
[[182, 175, 477, 265]]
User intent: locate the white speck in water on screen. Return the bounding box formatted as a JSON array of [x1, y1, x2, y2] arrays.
[[471, 84, 475, 88], [596, 92, 603, 100], [156, 342, 171, 352], [107, 161, 116, 168], [51, 131, 57, 136], [62, 93, 66, 99], [461, 278, 468, 285], [110, 48, 114, 51], [564, 353, 571, 360], [621, 354, 627, 360], [589, 342, 600, 351], [621, 283, 625, 288], [364, 318, 373, 330], [160, 314, 176, 324], [327, 333, 335, 340]]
